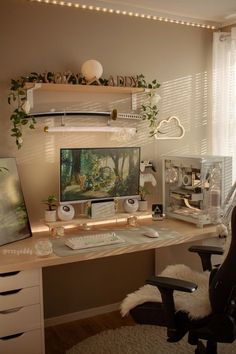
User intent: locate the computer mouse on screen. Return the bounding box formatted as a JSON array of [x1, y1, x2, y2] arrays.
[[143, 227, 159, 238]]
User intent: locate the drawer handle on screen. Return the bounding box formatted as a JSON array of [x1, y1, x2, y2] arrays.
[[0, 307, 22, 314], [0, 332, 24, 341], [0, 289, 22, 296], [0, 271, 20, 277]]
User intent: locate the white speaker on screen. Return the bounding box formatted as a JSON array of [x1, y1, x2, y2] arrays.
[[123, 198, 139, 213], [58, 205, 75, 221], [91, 200, 115, 219]]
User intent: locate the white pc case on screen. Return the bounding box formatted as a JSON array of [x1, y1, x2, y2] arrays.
[[162, 155, 232, 227]]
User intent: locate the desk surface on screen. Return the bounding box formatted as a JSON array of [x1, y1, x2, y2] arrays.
[[0, 218, 217, 273]]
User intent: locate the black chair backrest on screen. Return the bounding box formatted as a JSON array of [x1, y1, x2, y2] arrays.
[[209, 205, 236, 314]]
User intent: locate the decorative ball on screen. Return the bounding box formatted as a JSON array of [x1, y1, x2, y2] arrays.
[[81, 59, 103, 81]]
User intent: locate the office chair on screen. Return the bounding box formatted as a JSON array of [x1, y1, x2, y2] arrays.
[[129, 206, 236, 354]]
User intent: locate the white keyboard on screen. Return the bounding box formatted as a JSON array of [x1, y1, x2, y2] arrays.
[[64, 232, 126, 250]]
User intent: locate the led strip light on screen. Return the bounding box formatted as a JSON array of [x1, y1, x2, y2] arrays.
[[28, 0, 217, 29]]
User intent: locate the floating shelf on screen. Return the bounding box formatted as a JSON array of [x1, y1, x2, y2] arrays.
[[25, 82, 146, 111], [24, 82, 145, 94]]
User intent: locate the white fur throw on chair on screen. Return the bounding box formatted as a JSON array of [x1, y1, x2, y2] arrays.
[[120, 264, 211, 319]]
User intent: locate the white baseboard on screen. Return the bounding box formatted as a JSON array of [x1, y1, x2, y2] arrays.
[[44, 302, 121, 327]]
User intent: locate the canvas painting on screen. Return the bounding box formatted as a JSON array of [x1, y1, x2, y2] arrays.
[[0, 158, 31, 246]]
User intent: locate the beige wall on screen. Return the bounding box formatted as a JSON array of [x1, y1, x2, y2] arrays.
[[0, 0, 213, 318]]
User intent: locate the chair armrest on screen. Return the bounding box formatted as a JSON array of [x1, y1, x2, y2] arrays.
[[188, 245, 224, 271], [189, 245, 224, 255], [146, 275, 197, 293], [146, 275, 197, 341]]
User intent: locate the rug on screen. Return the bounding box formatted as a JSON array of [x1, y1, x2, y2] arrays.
[[66, 324, 236, 354]]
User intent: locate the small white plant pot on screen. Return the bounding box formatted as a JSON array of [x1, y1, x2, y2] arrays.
[[45, 210, 57, 223], [139, 200, 148, 211]]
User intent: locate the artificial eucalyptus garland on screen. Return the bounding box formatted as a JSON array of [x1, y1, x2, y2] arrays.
[[8, 72, 161, 148]]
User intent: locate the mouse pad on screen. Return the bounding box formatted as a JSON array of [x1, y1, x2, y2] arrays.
[[51, 226, 182, 257]]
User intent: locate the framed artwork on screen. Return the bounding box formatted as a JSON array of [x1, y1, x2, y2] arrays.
[[0, 158, 31, 246]]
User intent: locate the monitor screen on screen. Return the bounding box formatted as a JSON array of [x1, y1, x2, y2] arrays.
[[60, 147, 140, 203], [0, 158, 32, 246]]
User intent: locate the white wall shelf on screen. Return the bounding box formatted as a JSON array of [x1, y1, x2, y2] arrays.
[[25, 82, 145, 94], [25, 83, 145, 113]]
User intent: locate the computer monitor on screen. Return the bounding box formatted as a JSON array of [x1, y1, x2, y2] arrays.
[[60, 147, 140, 204]]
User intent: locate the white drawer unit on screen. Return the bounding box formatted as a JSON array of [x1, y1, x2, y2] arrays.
[[0, 329, 42, 354], [0, 286, 40, 311], [0, 268, 40, 292], [0, 268, 45, 354]]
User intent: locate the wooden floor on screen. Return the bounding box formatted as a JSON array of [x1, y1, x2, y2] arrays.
[[45, 311, 135, 354]]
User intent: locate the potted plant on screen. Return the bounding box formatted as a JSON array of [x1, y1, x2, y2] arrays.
[[42, 194, 57, 222], [139, 186, 149, 211]]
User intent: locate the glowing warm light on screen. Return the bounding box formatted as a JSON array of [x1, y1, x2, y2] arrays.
[[28, 0, 217, 30]]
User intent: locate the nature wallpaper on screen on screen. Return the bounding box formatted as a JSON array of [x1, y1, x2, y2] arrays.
[[60, 147, 140, 202]]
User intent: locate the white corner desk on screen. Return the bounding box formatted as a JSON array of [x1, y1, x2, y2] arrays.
[[0, 216, 217, 354]]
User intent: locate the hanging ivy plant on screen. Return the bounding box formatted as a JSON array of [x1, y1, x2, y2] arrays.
[[8, 77, 36, 149], [137, 74, 161, 136]]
